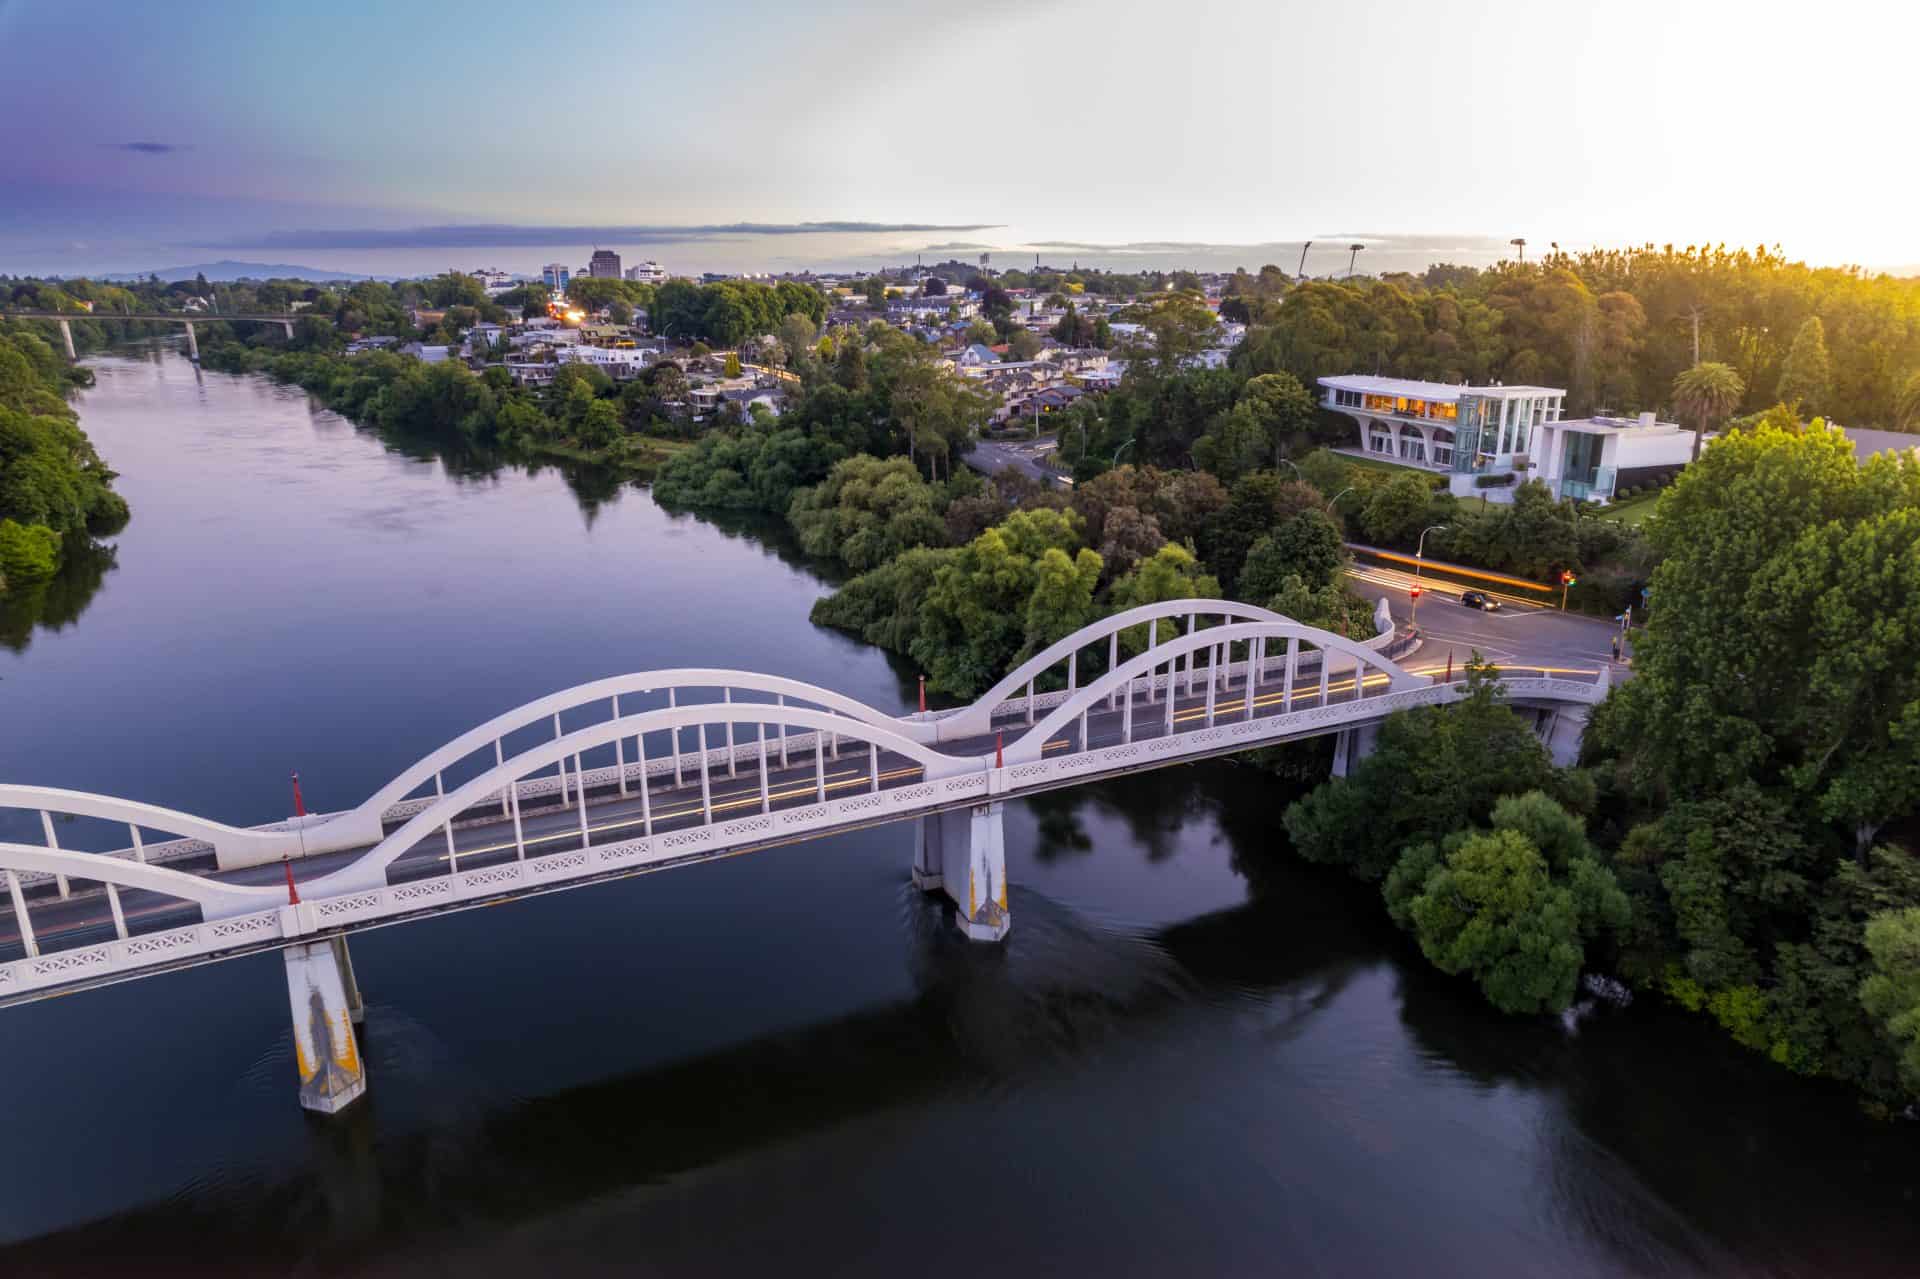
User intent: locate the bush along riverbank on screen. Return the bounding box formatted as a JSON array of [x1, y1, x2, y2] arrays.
[[198, 342, 685, 476], [0, 321, 129, 635]]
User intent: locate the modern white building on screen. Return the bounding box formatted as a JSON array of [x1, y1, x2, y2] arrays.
[[1318, 375, 1691, 503], [554, 344, 652, 379], [625, 260, 669, 284], [472, 268, 515, 295], [1528, 413, 1696, 501]]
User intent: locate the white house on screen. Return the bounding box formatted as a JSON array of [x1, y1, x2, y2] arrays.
[[1318, 374, 1696, 503], [1529, 413, 1696, 501], [554, 345, 652, 379], [625, 261, 669, 284]]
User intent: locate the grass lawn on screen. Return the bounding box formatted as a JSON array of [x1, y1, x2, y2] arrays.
[[1601, 490, 1662, 526]]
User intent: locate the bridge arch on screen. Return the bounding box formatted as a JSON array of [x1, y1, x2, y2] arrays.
[[328, 669, 926, 851], [0, 842, 280, 915], [1006, 619, 1429, 764], [0, 784, 310, 866], [310, 699, 985, 894], [932, 599, 1295, 741]]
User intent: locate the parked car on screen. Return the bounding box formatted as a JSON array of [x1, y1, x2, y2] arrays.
[[1459, 590, 1501, 612]]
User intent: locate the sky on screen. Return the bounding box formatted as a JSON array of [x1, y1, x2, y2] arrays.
[[2, 0, 1916, 279]]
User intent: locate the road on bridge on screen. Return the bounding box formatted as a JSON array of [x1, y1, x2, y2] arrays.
[[1, 644, 1585, 962]]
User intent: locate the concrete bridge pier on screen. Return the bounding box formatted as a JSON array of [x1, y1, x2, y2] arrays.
[[183, 321, 199, 362], [281, 320, 295, 339], [1330, 722, 1380, 779], [284, 934, 368, 1115], [912, 804, 1010, 942], [1534, 704, 1591, 767], [56, 318, 76, 361]]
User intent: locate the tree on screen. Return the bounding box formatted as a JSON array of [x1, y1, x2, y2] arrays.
[[1105, 544, 1221, 656], [1400, 829, 1589, 1014], [777, 313, 819, 368], [1359, 472, 1436, 546], [888, 356, 997, 480], [1199, 472, 1327, 591], [1859, 908, 1920, 1095], [1672, 361, 1746, 464], [1236, 509, 1346, 600], [1383, 792, 1627, 1015], [1897, 371, 1920, 432], [1005, 329, 1042, 361], [1775, 316, 1833, 417], [788, 455, 946, 570], [909, 508, 1099, 695], [1284, 659, 1562, 880], [1590, 424, 1920, 855], [723, 352, 743, 378]]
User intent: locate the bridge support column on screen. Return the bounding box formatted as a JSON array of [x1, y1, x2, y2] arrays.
[[183, 321, 199, 362], [284, 935, 368, 1115], [1537, 703, 1590, 767], [57, 318, 76, 362], [912, 804, 1010, 942], [1330, 722, 1380, 779]]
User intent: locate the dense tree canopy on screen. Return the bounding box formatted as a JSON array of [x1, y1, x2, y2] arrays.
[[0, 325, 128, 593]]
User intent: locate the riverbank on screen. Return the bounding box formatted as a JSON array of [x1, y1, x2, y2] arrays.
[[197, 339, 678, 477]]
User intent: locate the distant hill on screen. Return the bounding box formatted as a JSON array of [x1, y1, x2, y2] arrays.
[[103, 260, 380, 283]]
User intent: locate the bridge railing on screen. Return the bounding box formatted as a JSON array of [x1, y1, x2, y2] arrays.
[[0, 673, 1607, 1001]]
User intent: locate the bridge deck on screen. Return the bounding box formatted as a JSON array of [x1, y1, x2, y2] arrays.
[[0, 653, 1413, 963]]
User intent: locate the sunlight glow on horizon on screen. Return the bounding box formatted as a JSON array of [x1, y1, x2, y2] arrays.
[[0, 0, 1914, 275]]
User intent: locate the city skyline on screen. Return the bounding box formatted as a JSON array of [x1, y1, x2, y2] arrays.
[[3, 0, 1917, 278]]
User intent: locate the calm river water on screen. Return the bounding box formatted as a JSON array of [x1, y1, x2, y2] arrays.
[[0, 346, 1914, 1276]]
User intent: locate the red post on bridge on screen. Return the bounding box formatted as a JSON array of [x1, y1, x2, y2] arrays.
[[919, 674, 927, 714], [290, 770, 306, 817], [995, 730, 1004, 769], [283, 857, 301, 906]]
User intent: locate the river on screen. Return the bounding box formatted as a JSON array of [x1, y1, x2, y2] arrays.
[[1, 345, 1914, 1276]]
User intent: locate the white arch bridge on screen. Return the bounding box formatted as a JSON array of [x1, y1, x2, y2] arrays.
[[0, 601, 1603, 1112]]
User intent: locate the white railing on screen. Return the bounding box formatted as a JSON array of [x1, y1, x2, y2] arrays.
[[0, 672, 1605, 1002]]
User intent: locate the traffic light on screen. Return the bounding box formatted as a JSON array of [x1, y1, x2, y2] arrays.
[[1409, 586, 1423, 599], [1560, 570, 1577, 586]]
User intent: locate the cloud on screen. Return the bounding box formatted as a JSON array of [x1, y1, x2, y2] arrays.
[[107, 141, 188, 154], [204, 221, 1004, 250], [914, 241, 998, 253]]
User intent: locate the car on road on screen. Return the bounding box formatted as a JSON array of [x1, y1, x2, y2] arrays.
[[1459, 590, 1501, 611]]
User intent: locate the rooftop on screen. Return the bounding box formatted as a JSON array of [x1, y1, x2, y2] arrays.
[[1556, 412, 1684, 433], [1318, 374, 1565, 399]]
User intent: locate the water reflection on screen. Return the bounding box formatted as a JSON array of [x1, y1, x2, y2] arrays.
[[0, 538, 117, 653]]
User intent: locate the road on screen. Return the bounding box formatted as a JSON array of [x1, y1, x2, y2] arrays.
[[964, 437, 1064, 488], [1345, 559, 1632, 675], [5, 641, 1583, 962]]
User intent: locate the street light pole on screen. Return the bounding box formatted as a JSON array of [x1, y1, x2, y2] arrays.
[[1297, 241, 1313, 279], [1413, 523, 1447, 627]]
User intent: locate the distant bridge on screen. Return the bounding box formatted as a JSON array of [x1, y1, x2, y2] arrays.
[[2, 309, 301, 361], [0, 601, 1603, 1113]]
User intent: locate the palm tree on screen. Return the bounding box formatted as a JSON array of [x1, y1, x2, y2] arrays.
[[1672, 362, 1745, 463], [1895, 370, 1920, 431]]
